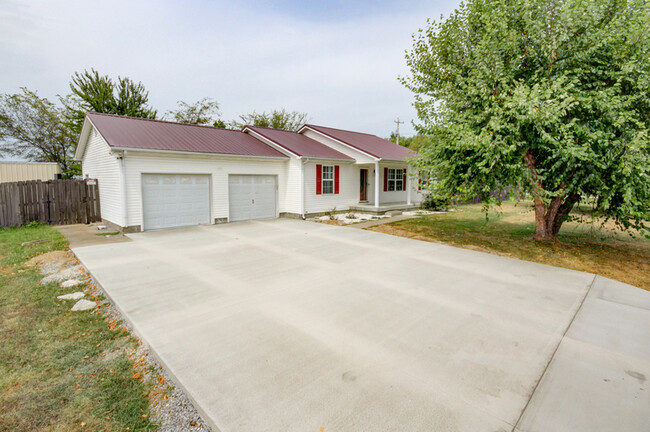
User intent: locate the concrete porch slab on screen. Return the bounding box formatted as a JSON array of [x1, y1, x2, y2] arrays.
[[350, 202, 420, 214]]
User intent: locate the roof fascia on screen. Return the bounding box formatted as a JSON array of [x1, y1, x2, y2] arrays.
[[109, 146, 288, 160], [73, 116, 95, 161], [298, 125, 380, 161]]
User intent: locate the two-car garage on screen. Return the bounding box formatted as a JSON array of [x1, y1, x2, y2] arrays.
[[141, 174, 277, 230]]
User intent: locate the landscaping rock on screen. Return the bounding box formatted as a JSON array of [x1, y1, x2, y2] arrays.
[[314, 212, 390, 225], [41, 265, 84, 285], [70, 299, 96, 311], [61, 279, 83, 288], [21, 239, 49, 247], [57, 292, 85, 300]]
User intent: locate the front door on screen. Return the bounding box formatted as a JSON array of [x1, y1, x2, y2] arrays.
[[359, 169, 368, 201]]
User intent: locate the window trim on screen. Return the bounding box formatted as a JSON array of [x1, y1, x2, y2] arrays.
[[322, 165, 334, 194], [387, 168, 404, 192]]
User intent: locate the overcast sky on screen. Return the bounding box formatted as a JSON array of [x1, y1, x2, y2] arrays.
[[0, 0, 460, 138]]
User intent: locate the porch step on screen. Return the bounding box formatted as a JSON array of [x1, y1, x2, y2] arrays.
[[349, 203, 419, 215]]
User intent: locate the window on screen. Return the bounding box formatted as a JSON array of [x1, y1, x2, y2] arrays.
[[322, 165, 334, 194], [387, 168, 404, 191]]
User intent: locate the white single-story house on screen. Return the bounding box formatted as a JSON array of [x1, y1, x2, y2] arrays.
[[74, 112, 422, 231]]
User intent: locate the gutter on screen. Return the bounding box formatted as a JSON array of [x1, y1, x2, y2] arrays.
[[300, 158, 309, 219], [108, 147, 288, 161]]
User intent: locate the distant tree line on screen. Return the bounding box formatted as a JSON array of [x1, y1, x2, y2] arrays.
[[387, 132, 433, 152], [0, 69, 309, 178]]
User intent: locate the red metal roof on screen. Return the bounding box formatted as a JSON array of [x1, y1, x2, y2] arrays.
[[303, 124, 417, 160], [245, 126, 353, 160], [87, 113, 287, 158]]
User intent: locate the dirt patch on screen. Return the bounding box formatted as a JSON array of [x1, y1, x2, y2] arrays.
[[319, 219, 343, 226], [25, 250, 77, 274]]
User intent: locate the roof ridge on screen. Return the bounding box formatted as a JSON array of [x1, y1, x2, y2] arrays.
[[246, 125, 301, 134], [86, 112, 242, 133], [246, 124, 353, 160], [305, 124, 377, 138]]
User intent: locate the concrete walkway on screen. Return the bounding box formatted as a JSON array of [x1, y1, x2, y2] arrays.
[[349, 214, 417, 229], [56, 223, 130, 248], [71, 219, 649, 432]]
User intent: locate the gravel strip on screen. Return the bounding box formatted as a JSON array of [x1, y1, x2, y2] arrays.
[[82, 260, 213, 432]]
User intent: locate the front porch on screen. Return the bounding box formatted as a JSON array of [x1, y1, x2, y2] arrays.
[[357, 161, 419, 213]]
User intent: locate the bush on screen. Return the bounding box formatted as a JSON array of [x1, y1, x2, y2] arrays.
[[422, 195, 450, 211]]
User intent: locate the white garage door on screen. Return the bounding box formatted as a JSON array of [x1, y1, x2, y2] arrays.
[[142, 174, 210, 230], [229, 175, 277, 222]]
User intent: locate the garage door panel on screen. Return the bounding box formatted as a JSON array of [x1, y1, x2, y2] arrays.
[[229, 175, 276, 222], [142, 174, 210, 230]]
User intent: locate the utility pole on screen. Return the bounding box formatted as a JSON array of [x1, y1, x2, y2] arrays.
[[394, 117, 404, 146]]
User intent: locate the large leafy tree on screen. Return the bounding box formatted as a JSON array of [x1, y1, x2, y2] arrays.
[[65, 69, 157, 135], [403, 0, 649, 240], [166, 97, 223, 126], [230, 108, 309, 131], [0, 88, 79, 178]]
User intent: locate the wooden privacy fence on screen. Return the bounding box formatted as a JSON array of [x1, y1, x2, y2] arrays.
[[0, 179, 101, 228]]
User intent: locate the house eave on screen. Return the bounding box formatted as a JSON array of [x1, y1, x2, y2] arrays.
[[73, 116, 96, 161], [108, 146, 289, 160]]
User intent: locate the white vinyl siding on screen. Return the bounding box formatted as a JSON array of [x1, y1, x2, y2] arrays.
[[283, 158, 302, 214], [304, 162, 358, 213], [81, 128, 124, 226], [123, 152, 286, 228]]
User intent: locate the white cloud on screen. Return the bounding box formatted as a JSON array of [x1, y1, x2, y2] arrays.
[[0, 0, 459, 137]]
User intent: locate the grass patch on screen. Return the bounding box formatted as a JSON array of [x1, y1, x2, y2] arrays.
[[0, 225, 157, 431], [369, 201, 650, 290]]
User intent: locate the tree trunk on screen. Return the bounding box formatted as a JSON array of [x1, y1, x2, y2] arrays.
[[551, 193, 580, 236], [523, 150, 579, 241], [532, 198, 552, 241], [532, 194, 580, 241]]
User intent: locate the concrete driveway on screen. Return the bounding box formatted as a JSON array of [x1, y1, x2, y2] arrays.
[[72, 219, 650, 432]]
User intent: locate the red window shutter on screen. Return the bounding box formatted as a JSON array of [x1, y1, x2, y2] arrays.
[[403, 168, 407, 191], [316, 164, 322, 195], [334, 165, 340, 194], [383, 167, 388, 192]]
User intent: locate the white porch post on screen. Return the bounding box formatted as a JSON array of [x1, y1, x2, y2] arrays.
[[407, 167, 412, 205], [374, 161, 380, 209]]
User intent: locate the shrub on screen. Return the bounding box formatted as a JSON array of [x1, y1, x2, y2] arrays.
[[422, 195, 450, 211]]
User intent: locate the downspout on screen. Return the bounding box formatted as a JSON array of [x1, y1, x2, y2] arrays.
[[300, 157, 309, 219], [120, 150, 128, 230]]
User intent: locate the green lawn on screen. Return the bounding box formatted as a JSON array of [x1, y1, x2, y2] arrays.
[[370, 201, 650, 290], [0, 224, 157, 431]]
